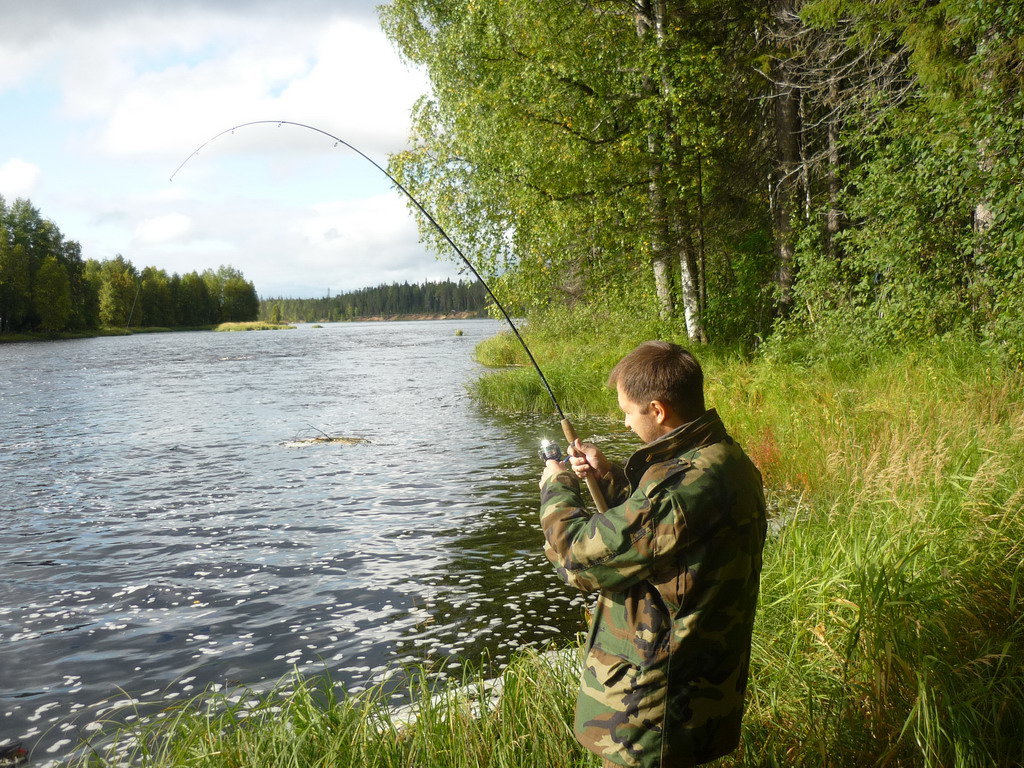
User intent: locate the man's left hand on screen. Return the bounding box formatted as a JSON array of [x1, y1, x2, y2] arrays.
[[539, 459, 567, 488]]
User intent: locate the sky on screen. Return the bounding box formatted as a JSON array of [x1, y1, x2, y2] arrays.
[[0, 0, 465, 298]]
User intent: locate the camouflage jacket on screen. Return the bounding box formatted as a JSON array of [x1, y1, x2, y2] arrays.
[[539, 409, 766, 768]]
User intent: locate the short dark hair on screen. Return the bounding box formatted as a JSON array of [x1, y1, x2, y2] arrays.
[[607, 341, 705, 420]]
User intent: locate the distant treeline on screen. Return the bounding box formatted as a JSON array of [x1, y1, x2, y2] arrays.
[[0, 196, 259, 333], [260, 279, 488, 322]]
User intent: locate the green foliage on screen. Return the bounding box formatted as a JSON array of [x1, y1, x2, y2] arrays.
[[0, 196, 96, 332], [381, 0, 773, 334], [379, 0, 1024, 357], [98, 255, 139, 327], [32, 255, 73, 332], [786, 0, 1024, 362], [0, 196, 259, 334]]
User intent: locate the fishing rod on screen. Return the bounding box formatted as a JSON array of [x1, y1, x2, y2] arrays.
[[171, 120, 608, 512]]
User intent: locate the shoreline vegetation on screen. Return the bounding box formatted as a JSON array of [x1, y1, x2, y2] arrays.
[[213, 321, 296, 332], [0, 314, 488, 343], [70, 316, 1024, 767]]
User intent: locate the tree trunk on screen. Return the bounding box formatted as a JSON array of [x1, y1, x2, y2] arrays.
[[825, 77, 842, 259], [637, 0, 674, 319], [771, 0, 801, 310], [677, 227, 707, 343], [652, 256, 673, 319]]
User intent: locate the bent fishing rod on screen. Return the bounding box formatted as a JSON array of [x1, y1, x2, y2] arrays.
[[171, 120, 608, 513]]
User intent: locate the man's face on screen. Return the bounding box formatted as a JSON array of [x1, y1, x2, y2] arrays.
[[616, 384, 661, 444]]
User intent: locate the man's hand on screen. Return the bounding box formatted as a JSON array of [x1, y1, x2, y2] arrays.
[[567, 439, 611, 481], [539, 458, 567, 488]]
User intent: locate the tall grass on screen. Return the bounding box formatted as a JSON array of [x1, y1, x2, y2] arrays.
[[475, 320, 1024, 766], [74, 650, 588, 768]]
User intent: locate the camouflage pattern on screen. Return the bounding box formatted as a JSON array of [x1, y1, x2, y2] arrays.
[[539, 409, 767, 768]]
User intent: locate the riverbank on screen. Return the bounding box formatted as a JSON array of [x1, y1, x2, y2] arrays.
[[471, 317, 1024, 765], [0, 322, 300, 343], [212, 321, 295, 332], [61, 317, 1024, 766], [0, 325, 216, 343], [73, 648, 583, 768], [314, 310, 487, 323]]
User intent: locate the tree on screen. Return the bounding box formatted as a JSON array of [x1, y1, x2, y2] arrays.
[[62, 240, 98, 329], [221, 274, 259, 321], [177, 271, 216, 326], [32, 256, 73, 332], [99, 256, 139, 327], [138, 266, 174, 327], [0, 242, 32, 332], [382, 0, 772, 343]]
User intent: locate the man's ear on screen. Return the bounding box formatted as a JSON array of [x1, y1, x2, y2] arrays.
[[650, 399, 668, 424]]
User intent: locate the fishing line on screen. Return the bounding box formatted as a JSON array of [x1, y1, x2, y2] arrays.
[[170, 120, 566, 421]]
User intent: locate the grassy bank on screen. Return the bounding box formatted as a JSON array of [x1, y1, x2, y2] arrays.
[[474, 315, 1024, 766], [74, 649, 586, 768], [0, 326, 218, 343], [72, 314, 1023, 767], [213, 321, 295, 332]]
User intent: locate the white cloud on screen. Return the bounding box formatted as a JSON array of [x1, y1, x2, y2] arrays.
[[1, 4, 426, 159], [133, 213, 193, 245], [42, 13, 427, 159], [0, 158, 41, 198], [0, 1, 445, 296]]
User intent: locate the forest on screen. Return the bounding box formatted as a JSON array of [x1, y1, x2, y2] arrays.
[[0, 197, 259, 334], [259, 279, 487, 323], [381, 0, 1023, 359]]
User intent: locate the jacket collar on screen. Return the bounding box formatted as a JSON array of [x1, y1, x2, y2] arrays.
[[624, 408, 728, 486]]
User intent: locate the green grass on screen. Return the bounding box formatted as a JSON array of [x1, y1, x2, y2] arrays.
[[71, 312, 1024, 767], [74, 649, 590, 768], [213, 321, 296, 332], [474, 317, 1024, 767]]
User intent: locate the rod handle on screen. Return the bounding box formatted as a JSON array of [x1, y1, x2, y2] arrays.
[[560, 418, 609, 514]]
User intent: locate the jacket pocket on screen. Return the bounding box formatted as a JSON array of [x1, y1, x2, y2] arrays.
[[589, 586, 670, 669]]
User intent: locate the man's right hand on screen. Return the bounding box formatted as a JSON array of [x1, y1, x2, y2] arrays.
[[567, 439, 611, 481]]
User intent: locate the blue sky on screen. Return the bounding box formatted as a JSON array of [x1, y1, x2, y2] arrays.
[[0, 0, 465, 297]]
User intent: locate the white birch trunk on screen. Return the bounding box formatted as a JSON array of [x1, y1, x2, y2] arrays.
[[678, 237, 705, 342], [653, 257, 673, 320]]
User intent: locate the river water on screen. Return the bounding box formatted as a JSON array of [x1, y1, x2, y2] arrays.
[[0, 320, 632, 764]]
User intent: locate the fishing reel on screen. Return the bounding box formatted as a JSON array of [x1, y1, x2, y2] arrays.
[[539, 439, 566, 464]]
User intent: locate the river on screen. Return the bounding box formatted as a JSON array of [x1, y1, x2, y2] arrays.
[[0, 320, 631, 764]]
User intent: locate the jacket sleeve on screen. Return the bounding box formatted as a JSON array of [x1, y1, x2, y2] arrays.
[[601, 462, 631, 507], [539, 467, 678, 593]]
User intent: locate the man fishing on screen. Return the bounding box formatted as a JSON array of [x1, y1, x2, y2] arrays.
[[539, 340, 767, 768]]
